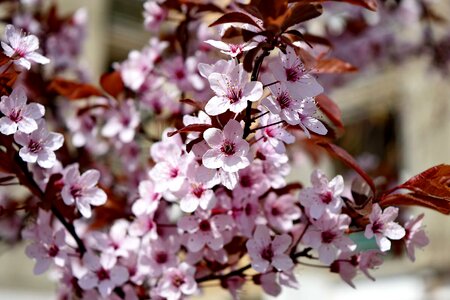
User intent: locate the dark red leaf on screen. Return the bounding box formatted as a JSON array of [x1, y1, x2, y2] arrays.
[[243, 45, 261, 72], [167, 124, 213, 137], [209, 12, 262, 29], [282, 3, 323, 30], [313, 58, 358, 74], [100, 71, 124, 98], [380, 193, 450, 214], [379, 164, 450, 214], [315, 94, 344, 134], [48, 78, 104, 100], [317, 142, 376, 193], [289, 0, 377, 11]]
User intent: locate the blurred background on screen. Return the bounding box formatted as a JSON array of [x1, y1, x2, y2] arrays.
[[0, 0, 449, 299]]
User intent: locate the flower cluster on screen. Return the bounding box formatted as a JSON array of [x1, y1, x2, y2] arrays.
[[0, 0, 445, 300]]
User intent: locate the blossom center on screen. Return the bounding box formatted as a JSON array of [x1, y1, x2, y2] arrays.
[[276, 91, 291, 109], [226, 86, 243, 104], [220, 140, 236, 156], [320, 191, 333, 204], [70, 185, 83, 198], [371, 221, 384, 234], [321, 231, 336, 244], [261, 245, 274, 261], [175, 69, 185, 80], [171, 274, 185, 288], [239, 174, 253, 188], [285, 65, 304, 82], [28, 140, 42, 153], [169, 168, 179, 178], [48, 245, 59, 257], [9, 109, 23, 122], [199, 220, 211, 232], [96, 268, 110, 281], [155, 251, 168, 264], [271, 206, 281, 216], [192, 184, 205, 198]]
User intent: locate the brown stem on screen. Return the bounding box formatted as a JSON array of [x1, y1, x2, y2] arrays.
[[251, 120, 285, 132], [243, 49, 271, 139]]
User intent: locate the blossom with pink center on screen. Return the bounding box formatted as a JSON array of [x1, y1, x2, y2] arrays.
[[0, 87, 44, 135], [91, 219, 140, 258], [234, 163, 270, 197], [1, 24, 49, 69], [204, 63, 263, 115], [61, 164, 107, 218], [298, 97, 327, 138], [364, 203, 406, 252], [299, 169, 344, 219], [25, 227, 68, 275], [204, 40, 257, 57], [331, 250, 383, 288], [403, 213, 429, 261], [101, 99, 140, 143], [231, 192, 261, 237], [175, 162, 218, 213], [78, 252, 129, 298], [202, 119, 251, 173], [118, 38, 167, 91], [268, 46, 323, 99], [139, 237, 179, 278], [149, 151, 190, 194], [178, 210, 233, 252], [264, 192, 301, 232], [303, 213, 356, 265], [128, 213, 158, 239], [14, 119, 64, 168], [255, 112, 295, 153], [131, 180, 161, 216], [246, 225, 294, 273], [143, 1, 167, 31], [156, 262, 197, 300], [262, 83, 303, 125], [165, 56, 205, 91], [254, 143, 290, 189]]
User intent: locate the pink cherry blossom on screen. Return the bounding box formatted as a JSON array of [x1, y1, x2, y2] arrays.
[[255, 112, 295, 153], [298, 97, 328, 138], [264, 192, 301, 232], [254, 143, 290, 189], [164, 56, 205, 91], [302, 212, 356, 264], [234, 163, 270, 197], [204, 63, 263, 115], [174, 162, 218, 213], [204, 40, 257, 57], [61, 164, 107, 218], [178, 210, 233, 252], [90, 219, 140, 258], [230, 192, 261, 237], [25, 227, 68, 275], [364, 203, 406, 252], [78, 252, 129, 298], [198, 59, 235, 79], [139, 237, 179, 277], [1, 24, 49, 69], [0, 87, 44, 135], [131, 180, 161, 216], [14, 119, 64, 168], [403, 213, 429, 261], [156, 262, 198, 300], [262, 83, 303, 125], [246, 225, 294, 273], [101, 99, 140, 143], [202, 119, 251, 173], [268, 46, 323, 99], [143, 1, 167, 31], [299, 169, 344, 219]]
